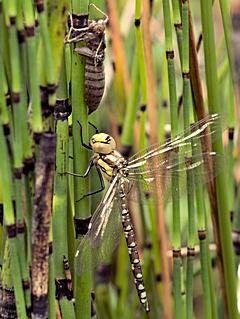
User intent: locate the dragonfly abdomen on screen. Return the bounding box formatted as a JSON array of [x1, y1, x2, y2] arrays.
[[84, 56, 105, 113], [120, 184, 150, 313]]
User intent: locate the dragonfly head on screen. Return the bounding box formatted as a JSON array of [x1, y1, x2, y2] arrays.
[[90, 133, 116, 155]]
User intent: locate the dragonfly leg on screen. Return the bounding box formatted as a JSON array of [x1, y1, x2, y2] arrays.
[[88, 121, 99, 134], [120, 184, 150, 313], [76, 164, 105, 202], [63, 158, 94, 178], [77, 121, 92, 150]]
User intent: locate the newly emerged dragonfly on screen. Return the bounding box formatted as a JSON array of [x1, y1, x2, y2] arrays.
[[70, 113, 223, 313]]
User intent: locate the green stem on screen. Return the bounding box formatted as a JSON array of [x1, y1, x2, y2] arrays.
[[70, 3, 92, 318], [171, 0, 182, 63], [135, 0, 147, 150], [193, 136, 215, 318], [162, 1, 181, 317], [22, 0, 42, 134], [120, 54, 139, 151], [200, 1, 238, 318]]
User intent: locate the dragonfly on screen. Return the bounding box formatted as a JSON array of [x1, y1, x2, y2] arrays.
[[70, 113, 223, 313]]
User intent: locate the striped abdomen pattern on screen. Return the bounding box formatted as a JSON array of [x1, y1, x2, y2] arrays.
[[84, 36, 105, 114], [119, 182, 150, 313], [84, 55, 105, 113]]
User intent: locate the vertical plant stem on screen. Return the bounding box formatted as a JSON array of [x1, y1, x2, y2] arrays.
[[0, 2, 9, 130], [171, 0, 182, 62], [36, 0, 56, 110], [218, 0, 234, 80], [105, 0, 130, 115], [162, 1, 181, 318], [233, 183, 240, 267], [4, 2, 33, 315], [182, 2, 195, 317], [71, 0, 90, 222], [120, 54, 139, 157], [226, 128, 235, 216], [16, 4, 32, 312], [31, 134, 56, 319], [16, 5, 34, 172], [6, 0, 23, 171], [0, 118, 27, 318], [143, 1, 172, 317], [115, 237, 130, 318], [48, 237, 56, 319], [70, 2, 93, 318], [134, 3, 158, 314], [15, 177, 31, 313], [22, 0, 42, 136], [200, 2, 238, 318], [188, 5, 226, 310], [142, 0, 157, 143], [193, 136, 215, 319], [53, 54, 75, 317], [185, 168, 195, 319], [1, 240, 17, 318], [135, 0, 147, 150], [48, 0, 69, 81]]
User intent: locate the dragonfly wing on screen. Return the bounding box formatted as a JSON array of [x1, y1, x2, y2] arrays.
[[75, 177, 123, 276], [74, 47, 95, 58], [127, 150, 224, 205], [127, 151, 223, 181], [128, 113, 223, 166], [127, 113, 224, 186]]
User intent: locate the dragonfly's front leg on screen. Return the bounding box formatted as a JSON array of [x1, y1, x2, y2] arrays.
[[76, 164, 105, 202], [64, 158, 94, 178], [77, 121, 92, 150], [64, 159, 105, 201]]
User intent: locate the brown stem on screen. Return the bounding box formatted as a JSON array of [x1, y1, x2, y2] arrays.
[[105, 0, 130, 98], [31, 133, 56, 319], [142, 1, 172, 318]]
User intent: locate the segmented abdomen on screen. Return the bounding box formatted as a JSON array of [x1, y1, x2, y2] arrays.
[[119, 183, 150, 313], [85, 56, 105, 114]]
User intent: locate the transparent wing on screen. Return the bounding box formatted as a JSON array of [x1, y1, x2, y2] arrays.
[[126, 151, 223, 203], [127, 151, 223, 182], [126, 113, 225, 203], [75, 175, 123, 276], [127, 113, 224, 181], [128, 113, 223, 166]]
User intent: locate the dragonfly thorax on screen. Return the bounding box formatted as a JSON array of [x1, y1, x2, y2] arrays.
[[96, 150, 128, 180], [90, 133, 116, 155], [88, 20, 106, 35]]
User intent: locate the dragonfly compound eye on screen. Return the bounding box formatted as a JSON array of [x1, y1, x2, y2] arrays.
[[90, 133, 116, 154]]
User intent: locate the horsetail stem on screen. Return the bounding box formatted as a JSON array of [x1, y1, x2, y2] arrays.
[[68, 3, 93, 318], [181, 2, 195, 317], [0, 115, 27, 317], [171, 0, 182, 62], [200, 1, 238, 317], [162, 0, 182, 318], [120, 54, 139, 155], [194, 147, 214, 318], [135, 0, 147, 150], [52, 52, 75, 318], [31, 134, 56, 319], [106, 0, 129, 118], [23, 0, 42, 136]]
